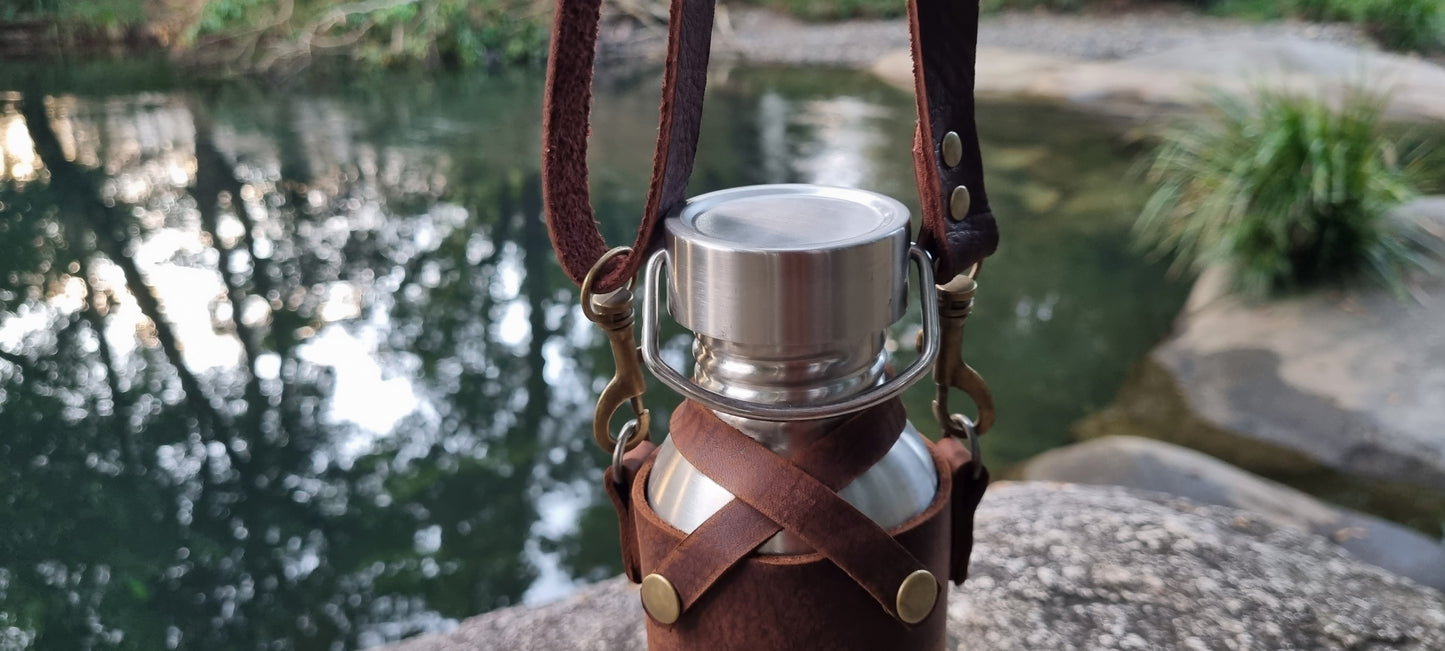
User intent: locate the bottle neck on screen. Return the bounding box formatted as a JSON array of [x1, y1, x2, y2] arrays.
[[691, 333, 888, 454]]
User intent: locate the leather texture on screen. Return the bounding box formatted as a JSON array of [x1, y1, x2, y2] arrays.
[[936, 436, 990, 585], [907, 0, 998, 280], [651, 399, 905, 614], [542, 0, 716, 293], [667, 400, 934, 623], [604, 440, 659, 582], [541, 0, 998, 292], [630, 426, 958, 650]]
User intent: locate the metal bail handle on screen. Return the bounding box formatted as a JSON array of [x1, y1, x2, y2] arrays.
[[640, 246, 941, 422]]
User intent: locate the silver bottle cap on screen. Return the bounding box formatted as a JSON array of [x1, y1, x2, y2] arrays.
[[663, 184, 910, 347]]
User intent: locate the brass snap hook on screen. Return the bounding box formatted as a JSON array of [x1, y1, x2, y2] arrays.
[[929, 273, 995, 446], [582, 247, 651, 453]]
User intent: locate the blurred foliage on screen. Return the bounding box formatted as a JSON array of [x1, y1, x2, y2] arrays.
[[7, 0, 1441, 66], [1296, 0, 1445, 52], [738, 0, 907, 21], [1135, 87, 1439, 297], [0, 0, 550, 72], [977, 0, 1219, 12], [0, 0, 146, 26], [186, 0, 550, 72], [738, 0, 1212, 21], [1173, 0, 1445, 52]]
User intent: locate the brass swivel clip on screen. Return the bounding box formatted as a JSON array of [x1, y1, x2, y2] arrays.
[[930, 270, 995, 475], [581, 247, 651, 458]]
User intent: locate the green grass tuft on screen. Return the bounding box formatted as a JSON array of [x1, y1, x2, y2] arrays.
[[1297, 0, 1445, 52], [1135, 87, 1440, 298]]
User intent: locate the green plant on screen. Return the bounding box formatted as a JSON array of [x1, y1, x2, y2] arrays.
[[0, 0, 146, 27], [1296, 0, 1445, 52], [1205, 0, 1288, 20], [185, 0, 549, 72], [1135, 87, 1437, 297], [744, 0, 909, 21]]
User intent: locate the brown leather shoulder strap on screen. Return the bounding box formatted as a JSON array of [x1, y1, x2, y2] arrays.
[[908, 0, 997, 279], [542, 0, 997, 292], [542, 0, 716, 293]]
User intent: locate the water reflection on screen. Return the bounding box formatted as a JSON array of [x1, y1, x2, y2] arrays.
[[0, 67, 1186, 649], [1, 80, 599, 649]]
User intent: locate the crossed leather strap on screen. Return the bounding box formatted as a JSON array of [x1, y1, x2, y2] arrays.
[[669, 399, 918, 618], [542, 0, 998, 292], [607, 400, 990, 624]]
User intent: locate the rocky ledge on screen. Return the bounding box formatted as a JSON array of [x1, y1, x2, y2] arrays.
[[1023, 435, 1445, 591], [872, 23, 1445, 122], [390, 482, 1445, 651], [605, 9, 1445, 122], [1086, 198, 1445, 495]]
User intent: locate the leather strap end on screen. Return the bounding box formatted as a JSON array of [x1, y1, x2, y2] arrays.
[[604, 440, 659, 583], [908, 0, 999, 280], [935, 436, 989, 586]]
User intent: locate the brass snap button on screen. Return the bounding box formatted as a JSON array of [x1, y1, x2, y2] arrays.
[[949, 185, 971, 222], [896, 569, 939, 624], [942, 131, 963, 168], [641, 573, 681, 624]]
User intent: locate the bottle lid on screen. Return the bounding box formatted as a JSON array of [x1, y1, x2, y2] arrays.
[[664, 184, 911, 347]]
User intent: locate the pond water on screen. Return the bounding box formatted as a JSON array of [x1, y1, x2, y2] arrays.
[[0, 64, 1188, 649]]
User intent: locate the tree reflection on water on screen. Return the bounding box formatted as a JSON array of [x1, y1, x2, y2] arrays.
[[0, 81, 627, 649]]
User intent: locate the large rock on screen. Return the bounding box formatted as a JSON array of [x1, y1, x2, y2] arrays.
[[874, 36, 1445, 122], [1022, 435, 1445, 590], [389, 483, 1445, 650], [1137, 198, 1445, 492]]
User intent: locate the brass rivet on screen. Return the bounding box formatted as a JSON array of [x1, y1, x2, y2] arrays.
[[942, 131, 963, 168], [896, 569, 938, 625], [641, 573, 681, 624], [949, 185, 971, 222]]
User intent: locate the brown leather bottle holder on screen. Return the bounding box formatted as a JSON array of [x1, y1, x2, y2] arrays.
[[544, 0, 997, 647], [608, 402, 990, 650]]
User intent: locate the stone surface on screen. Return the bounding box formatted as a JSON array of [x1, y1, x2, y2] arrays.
[[602, 9, 1444, 122], [1022, 435, 1445, 590], [605, 9, 1365, 68], [1141, 198, 1445, 492], [389, 483, 1445, 651], [873, 34, 1445, 122]]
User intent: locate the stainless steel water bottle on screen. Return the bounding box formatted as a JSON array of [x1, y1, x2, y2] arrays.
[[640, 184, 942, 553], [610, 183, 989, 651]]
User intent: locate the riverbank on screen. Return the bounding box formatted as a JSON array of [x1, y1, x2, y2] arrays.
[[701, 8, 1370, 65], [601, 7, 1445, 123]]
